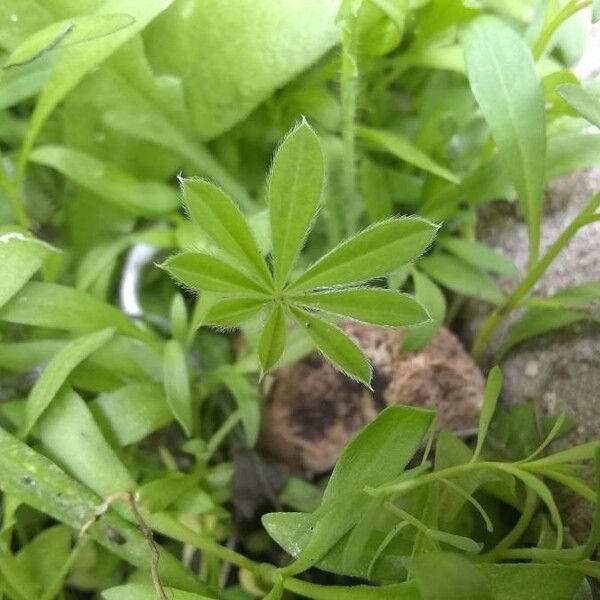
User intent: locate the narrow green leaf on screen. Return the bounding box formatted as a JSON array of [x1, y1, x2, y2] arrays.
[[440, 237, 518, 277], [0, 282, 145, 339], [293, 287, 430, 326], [137, 473, 200, 514], [90, 383, 172, 447], [163, 340, 194, 436], [24, 328, 115, 436], [204, 296, 269, 327], [258, 303, 287, 373], [426, 529, 483, 553], [161, 252, 269, 295], [18, 0, 175, 174], [290, 307, 372, 385], [215, 366, 261, 447], [402, 271, 446, 352], [359, 126, 459, 183], [462, 15, 546, 264], [0, 55, 51, 110], [472, 366, 503, 462], [269, 119, 324, 287], [36, 387, 134, 497], [289, 217, 438, 292], [498, 308, 587, 358], [30, 146, 178, 217], [557, 83, 600, 128], [420, 253, 504, 305], [0, 228, 58, 310], [182, 178, 271, 285], [0, 427, 201, 592], [3, 14, 134, 69], [102, 583, 213, 600], [594, 0, 600, 23]]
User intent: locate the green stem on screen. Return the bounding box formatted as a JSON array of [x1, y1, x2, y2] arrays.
[[340, 19, 360, 235], [205, 408, 242, 461], [532, 0, 592, 60], [0, 154, 30, 229], [470, 192, 600, 360], [478, 488, 538, 562]]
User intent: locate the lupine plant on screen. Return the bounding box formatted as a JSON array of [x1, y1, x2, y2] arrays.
[[0, 0, 600, 599]]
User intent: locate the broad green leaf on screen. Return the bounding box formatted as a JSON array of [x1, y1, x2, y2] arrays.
[[258, 303, 287, 373], [289, 217, 438, 292], [479, 564, 584, 600], [102, 583, 214, 600], [594, 0, 600, 23], [90, 383, 172, 447], [472, 366, 503, 462], [557, 83, 600, 128], [215, 366, 260, 447], [440, 237, 518, 277], [36, 387, 135, 497], [161, 252, 269, 295], [462, 16, 546, 263], [4, 14, 134, 69], [18, 0, 175, 174], [359, 126, 458, 183], [412, 552, 492, 600], [419, 253, 504, 305], [265, 406, 434, 571], [0, 426, 201, 592], [182, 178, 271, 285], [163, 340, 194, 436], [269, 120, 324, 288], [145, 0, 341, 139], [293, 288, 430, 326], [402, 271, 446, 352], [204, 297, 269, 327], [0, 281, 144, 338], [13, 525, 71, 598], [0, 228, 58, 310], [330, 408, 431, 498], [24, 328, 116, 436], [290, 307, 372, 385], [30, 146, 178, 217]]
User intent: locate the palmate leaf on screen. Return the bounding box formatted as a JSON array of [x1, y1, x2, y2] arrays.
[[269, 119, 324, 288], [162, 122, 438, 384]]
